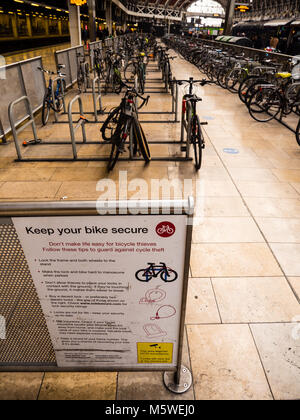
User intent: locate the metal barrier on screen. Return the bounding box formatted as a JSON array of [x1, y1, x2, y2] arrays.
[[55, 44, 85, 88], [0, 56, 46, 141]]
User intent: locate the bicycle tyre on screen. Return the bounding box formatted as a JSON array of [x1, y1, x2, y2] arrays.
[[100, 107, 122, 142], [192, 115, 204, 171], [42, 97, 50, 126], [160, 269, 178, 283], [132, 118, 151, 163], [124, 61, 137, 84], [296, 119, 300, 146], [135, 269, 152, 282], [107, 143, 121, 172], [248, 88, 282, 123]]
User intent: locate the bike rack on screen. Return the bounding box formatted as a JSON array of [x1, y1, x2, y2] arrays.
[[8, 96, 43, 161]]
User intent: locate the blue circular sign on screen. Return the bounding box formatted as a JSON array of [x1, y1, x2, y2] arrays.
[[223, 148, 240, 154]]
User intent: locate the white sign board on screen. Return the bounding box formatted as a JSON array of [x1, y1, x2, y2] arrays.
[[13, 215, 187, 369]]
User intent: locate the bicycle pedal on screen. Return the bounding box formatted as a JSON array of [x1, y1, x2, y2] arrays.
[[200, 122, 208, 125], [180, 146, 187, 152]]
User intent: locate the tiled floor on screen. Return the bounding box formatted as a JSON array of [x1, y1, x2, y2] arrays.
[[0, 44, 299, 400]]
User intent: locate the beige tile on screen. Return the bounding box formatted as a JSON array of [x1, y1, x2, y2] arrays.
[[236, 182, 299, 198], [191, 243, 282, 278], [212, 277, 300, 323], [199, 196, 249, 217], [269, 158, 300, 170], [55, 181, 104, 200], [244, 197, 300, 218], [117, 332, 194, 400], [196, 180, 239, 197], [272, 169, 300, 183], [192, 217, 264, 243], [39, 372, 117, 400], [0, 182, 61, 199], [222, 156, 274, 169], [288, 277, 300, 300], [187, 324, 272, 400], [185, 278, 221, 324], [270, 244, 300, 276], [0, 168, 56, 182], [250, 324, 300, 400], [255, 218, 300, 243], [292, 183, 300, 194], [50, 167, 108, 182], [0, 373, 43, 400], [228, 168, 279, 183]]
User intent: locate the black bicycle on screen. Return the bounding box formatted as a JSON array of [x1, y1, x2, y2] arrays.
[[175, 78, 212, 170], [135, 262, 178, 283], [76, 52, 90, 93], [38, 65, 66, 126], [100, 82, 151, 171]]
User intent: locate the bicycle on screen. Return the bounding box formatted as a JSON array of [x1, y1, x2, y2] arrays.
[[174, 78, 212, 170], [100, 82, 151, 171], [104, 51, 124, 94], [94, 47, 106, 81], [124, 53, 147, 94], [76, 52, 90, 93], [38, 65, 66, 126], [135, 262, 178, 283]]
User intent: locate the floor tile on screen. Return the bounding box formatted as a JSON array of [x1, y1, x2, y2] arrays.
[[0, 181, 61, 199], [0, 373, 43, 400], [288, 277, 300, 300], [38, 372, 117, 400], [228, 168, 279, 183], [0, 168, 56, 182], [187, 324, 272, 400], [185, 278, 220, 324], [117, 332, 194, 400], [244, 197, 300, 218], [236, 182, 299, 198], [272, 169, 300, 183], [191, 243, 282, 278], [212, 277, 300, 323], [192, 217, 264, 243], [250, 324, 300, 400], [270, 244, 300, 276], [200, 197, 250, 217], [255, 218, 300, 243]]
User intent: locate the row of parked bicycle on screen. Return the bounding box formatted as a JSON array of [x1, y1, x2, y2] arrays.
[[32, 34, 187, 171], [164, 35, 300, 146]]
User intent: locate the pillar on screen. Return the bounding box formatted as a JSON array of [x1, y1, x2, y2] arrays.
[[68, 2, 82, 47], [11, 14, 18, 38], [224, 0, 236, 35], [88, 0, 96, 42], [106, 0, 113, 36], [26, 15, 32, 37]]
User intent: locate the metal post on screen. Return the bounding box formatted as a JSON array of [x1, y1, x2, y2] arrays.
[[68, 3, 82, 47], [224, 0, 236, 36], [68, 95, 89, 159], [88, 0, 97, 43], [92, 77, 103, 122]]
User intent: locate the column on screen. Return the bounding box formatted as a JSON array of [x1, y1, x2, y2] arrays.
[[68, 1, 82, 47], [11, 14, 18, 38], [88, 0, 96, 42], [224, 0, 236, 35], [106, 0, 113, 36], [26, 15, 32, 37]]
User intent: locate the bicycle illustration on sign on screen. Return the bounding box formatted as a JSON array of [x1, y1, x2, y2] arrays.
[[135, 262, 178, 283]]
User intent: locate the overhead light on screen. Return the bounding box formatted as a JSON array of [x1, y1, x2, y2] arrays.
[[31, 3, 40, 6]]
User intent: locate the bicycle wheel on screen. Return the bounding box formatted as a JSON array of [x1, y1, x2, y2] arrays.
[[160, 269, 178, 283], [42, 96, 50, 126], [100, 107, 121, 141], [296, 119, 300, 146], [124, 61, 137, 84], [135, 269, 152, 282], [192, 115, 204, 171], [132, 118, 151, 163], [238, 76, 260, 103], [248, 88, 282, 122], [107, 143, 121, 172]]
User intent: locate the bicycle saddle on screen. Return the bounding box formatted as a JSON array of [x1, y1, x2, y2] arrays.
[[276, 72, 292, 79]]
